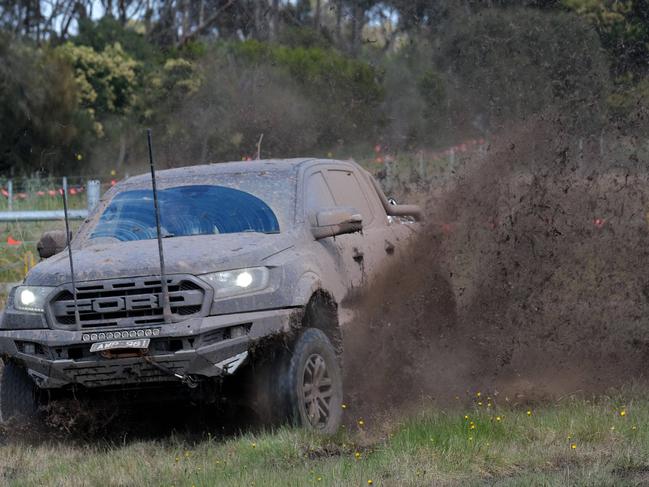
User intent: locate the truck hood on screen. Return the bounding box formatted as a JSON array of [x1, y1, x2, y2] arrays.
[[24, 233, 296, 286]]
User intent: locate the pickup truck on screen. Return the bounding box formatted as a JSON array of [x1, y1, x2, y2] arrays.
[[0, 158, 420, 434]]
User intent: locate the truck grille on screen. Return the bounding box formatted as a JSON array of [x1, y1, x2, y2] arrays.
[[49, 276, 208, 329]]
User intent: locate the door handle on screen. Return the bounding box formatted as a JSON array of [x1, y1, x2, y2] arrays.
[[353, 248, 364, 263]]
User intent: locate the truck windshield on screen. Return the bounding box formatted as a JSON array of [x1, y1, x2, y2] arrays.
[[90, 185, 281, 241]]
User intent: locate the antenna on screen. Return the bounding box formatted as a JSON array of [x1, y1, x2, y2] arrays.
[[147, 129, 172, 324], [61, 180, 81, 330]]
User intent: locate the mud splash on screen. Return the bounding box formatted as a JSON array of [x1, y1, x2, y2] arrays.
[[345, 117, 649, 413]]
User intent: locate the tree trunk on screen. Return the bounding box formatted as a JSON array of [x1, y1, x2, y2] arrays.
[[253, 0, 263, 39], [118, 0, 127, 24], [350, 3, 364, 55], [182, 0, 190, 37], [270, 0, 279, 41], [314, 0, 321, 30], [335, 0, 343, 45]]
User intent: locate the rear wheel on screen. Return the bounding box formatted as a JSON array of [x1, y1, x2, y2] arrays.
[[0, 361, 40, 423]]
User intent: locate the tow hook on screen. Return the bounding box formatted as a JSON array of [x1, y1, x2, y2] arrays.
[[143, 355, 198, 388]]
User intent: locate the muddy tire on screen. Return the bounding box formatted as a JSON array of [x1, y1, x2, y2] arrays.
[[0, 362, 40, 423], [286, 328, 343, 434], [245, 328, 343, 434]]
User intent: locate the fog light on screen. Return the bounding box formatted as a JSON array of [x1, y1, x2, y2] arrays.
[[82, 328, 161, 342], [23, 343, 36, 355]]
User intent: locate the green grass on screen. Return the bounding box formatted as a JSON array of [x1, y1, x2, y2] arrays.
[[1, 391, 648, 486]]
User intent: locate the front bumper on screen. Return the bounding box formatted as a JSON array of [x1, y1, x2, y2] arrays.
[[0, 308, 300, 389]]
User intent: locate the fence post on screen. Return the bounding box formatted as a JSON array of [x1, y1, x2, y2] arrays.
[[419, 151, 425, 180], [7, 179, 12, 212], [87, 180, 101, 212]]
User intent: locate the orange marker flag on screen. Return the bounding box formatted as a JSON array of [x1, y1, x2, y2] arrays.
[[7, 236, 22, 246]]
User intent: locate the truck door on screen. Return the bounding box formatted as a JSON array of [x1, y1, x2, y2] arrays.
[[322, 166, 397, 286], [304, 169, 365, 292]]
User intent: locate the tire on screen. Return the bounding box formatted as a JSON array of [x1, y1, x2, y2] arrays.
[[0, 361, 40, 423], [244, 328, 343, 434], [286, 328, 343, 435]]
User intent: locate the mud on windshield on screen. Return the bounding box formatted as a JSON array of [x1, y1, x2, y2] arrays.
[[85, 177, 294, 242]]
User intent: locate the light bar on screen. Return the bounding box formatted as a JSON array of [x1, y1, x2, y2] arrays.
[[82, 328, 161, 342]]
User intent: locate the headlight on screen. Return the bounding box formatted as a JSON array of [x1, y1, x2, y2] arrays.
[[200, 267, 270, 299], [12, 286, 55, 313]]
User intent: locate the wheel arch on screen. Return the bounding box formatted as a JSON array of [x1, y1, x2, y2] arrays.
[[302, 289, 342, 357]]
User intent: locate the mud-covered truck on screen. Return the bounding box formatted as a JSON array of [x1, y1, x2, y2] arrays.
[[0, 158, 420, 433]]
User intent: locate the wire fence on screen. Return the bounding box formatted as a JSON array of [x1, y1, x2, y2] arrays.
[[0, 176, 117, 212]]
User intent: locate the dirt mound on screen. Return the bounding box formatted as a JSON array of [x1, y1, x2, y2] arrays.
[[345, 117, 649, 412]]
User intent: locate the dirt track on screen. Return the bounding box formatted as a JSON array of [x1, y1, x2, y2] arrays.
[[345, 118, 649, 413]]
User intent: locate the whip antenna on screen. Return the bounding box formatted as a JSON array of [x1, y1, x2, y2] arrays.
[[147, 129, 172, 323], [61, 180, 81, 330]]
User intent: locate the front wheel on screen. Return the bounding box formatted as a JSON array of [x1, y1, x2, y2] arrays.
[[287, 328, 343, 435], [0, 361, 40, 423]]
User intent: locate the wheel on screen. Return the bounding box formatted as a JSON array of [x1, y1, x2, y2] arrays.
[[0, 361, 40, 422], [243, 328, 343, 434], [287, 328, 343, 434]]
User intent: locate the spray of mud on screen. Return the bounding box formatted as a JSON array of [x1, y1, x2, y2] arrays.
[[344, 116, 649, 415]]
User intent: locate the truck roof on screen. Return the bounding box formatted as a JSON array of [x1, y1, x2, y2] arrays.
[[123, 158, 350, 186]]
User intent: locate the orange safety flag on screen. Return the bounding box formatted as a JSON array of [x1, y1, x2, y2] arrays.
[[7, 236, 22, 245]]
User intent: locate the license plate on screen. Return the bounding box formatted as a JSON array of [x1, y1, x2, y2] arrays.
[[90, 339, 150, 353]]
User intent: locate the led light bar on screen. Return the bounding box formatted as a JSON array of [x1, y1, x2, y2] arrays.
[[82, 328, 161, 342]]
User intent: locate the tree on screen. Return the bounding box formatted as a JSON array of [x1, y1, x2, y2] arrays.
[[56, 41, 139, 137], [0, 34, 85, 175], [562, 0, 649, 76]]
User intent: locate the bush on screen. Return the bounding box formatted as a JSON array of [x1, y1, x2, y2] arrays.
[[435, 8, 611, 135], [0, 35, 89, 175]]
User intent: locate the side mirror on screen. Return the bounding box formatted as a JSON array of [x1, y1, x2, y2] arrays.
[[37, 230, 68, 259], [312, 207, 363, 239]]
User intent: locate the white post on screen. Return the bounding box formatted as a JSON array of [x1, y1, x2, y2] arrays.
[[87, 180, 101, 212], [7, 179, 12, 212]]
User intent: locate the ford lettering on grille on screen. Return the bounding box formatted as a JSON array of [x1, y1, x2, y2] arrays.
[[48, 276, 207, 329], [74, 294, 160, 313]]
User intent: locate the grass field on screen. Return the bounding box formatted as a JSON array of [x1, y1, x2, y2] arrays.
[[1, 389, 648, 486]]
